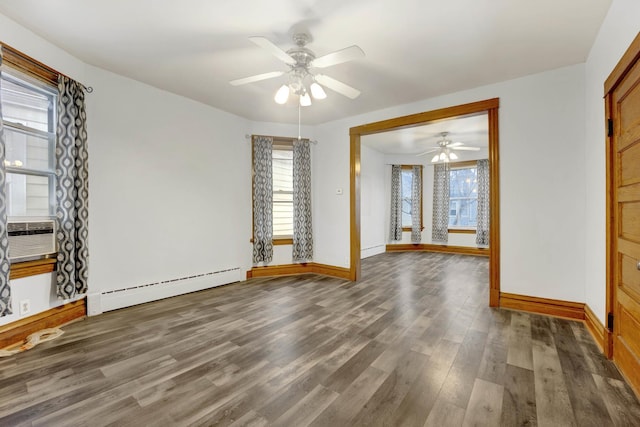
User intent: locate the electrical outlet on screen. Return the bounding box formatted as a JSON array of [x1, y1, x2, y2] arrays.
[[19, 299, 31, 316]]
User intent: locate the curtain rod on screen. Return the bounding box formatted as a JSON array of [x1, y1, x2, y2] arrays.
[[245, 134, 318, 144]]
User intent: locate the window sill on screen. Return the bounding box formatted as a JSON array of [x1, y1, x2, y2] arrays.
[[273, 238, 293, 245], [448, 229, 476, 234], [10, 257, 56, 280]]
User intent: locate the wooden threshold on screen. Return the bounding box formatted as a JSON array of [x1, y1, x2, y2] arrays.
[[247, 262, 351, 280], [385, 243, 489, 257], [0, 299, 86, 349]]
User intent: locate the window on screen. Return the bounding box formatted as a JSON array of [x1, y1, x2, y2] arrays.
[[1, 69, 57, 218], [400, 165, 422, 230], [272, 141, 293, 239], [449, 163, 478, 229]]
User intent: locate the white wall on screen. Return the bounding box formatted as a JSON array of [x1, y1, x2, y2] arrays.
[[360, 144, 386, 258], [315, 63, 587, 303], [584, 0, 640, 323], [86, 66, 250, 298]]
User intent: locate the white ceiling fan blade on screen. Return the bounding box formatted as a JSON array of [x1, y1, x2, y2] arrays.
[[451, 146, 481, 151], [415, 148, 440, 157], [448, 142, 464, 147], [313, 45, 365, 68], [249, 36, 296, 65], [315, 74, 361, 99], [230, 71, 284, 86]]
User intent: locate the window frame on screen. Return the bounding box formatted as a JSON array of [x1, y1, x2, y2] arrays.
[[1, 43, 61, 278], [400, 164, 424, 232], [1, 69, 57, 220], [447, 160, 479, 232], [251, 135, 297, 246]]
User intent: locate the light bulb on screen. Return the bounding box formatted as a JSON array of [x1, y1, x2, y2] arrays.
[[450, 152, 458, 160], [439, 152, 446, 161], [310, 82, 326, 99], [274, 85, 289, 104], [431, 154, 439, 163], [300, 92, 312, 106]]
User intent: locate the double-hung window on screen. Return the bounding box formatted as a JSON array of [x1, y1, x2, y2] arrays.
[[1, 69, 57, 219], [272, 141, 293, 240], [448, 163, 478, 229], [400, 165, 422, 231]]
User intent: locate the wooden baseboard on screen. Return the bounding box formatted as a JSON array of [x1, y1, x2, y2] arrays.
[[248, 262, 351, 280], [499, 292, 584, 320], [386, 243, 489, 257], [0, 298, 86, 349], [584, 303, 611, 356]]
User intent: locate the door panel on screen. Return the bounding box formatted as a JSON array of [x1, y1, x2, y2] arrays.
[[612, 41, 640, 397]]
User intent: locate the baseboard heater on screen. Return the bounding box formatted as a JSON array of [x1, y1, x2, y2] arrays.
[[92, 267, 243, 314]]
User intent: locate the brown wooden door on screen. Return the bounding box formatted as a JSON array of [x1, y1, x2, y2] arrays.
[[610, 39, 640, 396]]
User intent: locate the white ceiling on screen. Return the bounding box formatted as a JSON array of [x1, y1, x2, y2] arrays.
[[0, 0, 611, 125], [362, 113, 488, 156]]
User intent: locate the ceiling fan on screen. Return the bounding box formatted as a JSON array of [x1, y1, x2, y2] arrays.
[[416, 132, 481, 163], [230, 33, 364, 106]]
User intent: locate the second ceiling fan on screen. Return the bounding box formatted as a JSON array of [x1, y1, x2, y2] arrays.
[[230, 32, 364, 106], [416, 132, 481, 163]]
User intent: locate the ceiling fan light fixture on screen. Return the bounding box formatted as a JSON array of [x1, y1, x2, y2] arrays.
[[300, 92, 312, 106], [449, 152, 458, 160], [274, 84, 290, 104], [310, 82, 327, 99], [431, 154, 439, 163]]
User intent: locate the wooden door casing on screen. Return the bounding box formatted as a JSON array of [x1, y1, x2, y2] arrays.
[[608, 33, 640, 397]]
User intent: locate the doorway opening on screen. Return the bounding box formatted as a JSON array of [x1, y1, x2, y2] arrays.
[[349, 98, 500, 306]]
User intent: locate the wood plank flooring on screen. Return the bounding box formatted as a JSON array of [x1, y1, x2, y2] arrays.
[[1, 252, 639, 426]]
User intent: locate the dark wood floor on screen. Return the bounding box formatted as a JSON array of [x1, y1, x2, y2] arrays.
[[1, 252, 639, 426]]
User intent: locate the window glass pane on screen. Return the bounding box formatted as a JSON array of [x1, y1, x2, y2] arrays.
[[0, 76, 53, 132], [449, 167, 478, 227], [401, 169, 412, 227], [3, 127, 54, 172], [6, 173, 52, 217], [272, 147, 293, 237]]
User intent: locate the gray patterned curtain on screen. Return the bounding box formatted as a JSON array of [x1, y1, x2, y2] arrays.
[[0, 47, 13, 316], [56, 76, 89, 299], [253, 136, 273, 263], [432, 163, 450, 243], [389, 165, 402, 241], [292, 138, 312, 262], [411, 165, 422, 243], [476, 159, 490, 246]]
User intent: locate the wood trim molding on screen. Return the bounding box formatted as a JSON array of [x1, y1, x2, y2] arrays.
[[500, 292, 584, 320], [584, 303, 609, 355], [0, 299, 86, 349], [0, 42, 58, 86], [10, 258, 56, 280], [386, 243, 489, 257], [248, 262, 351, 280], [350, 98, 500, 136], [350, 98, 500, 294], [448, 229, 476, 234], [272, 238, 293, 246], [604, 31, 640, 94]]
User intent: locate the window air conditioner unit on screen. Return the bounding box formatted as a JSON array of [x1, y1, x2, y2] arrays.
[[7, 220, 56, 261]]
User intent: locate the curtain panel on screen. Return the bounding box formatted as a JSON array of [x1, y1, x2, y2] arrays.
[[389, 165, 402, 241], [0, 47, 13, 316], [253, 136, 273, 263], [432, 163, 450, 243], [292, 138, 313, 262], [56, 76, 90, 299], [411, 165, 422, 243], [476, 159, 490, 246]]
